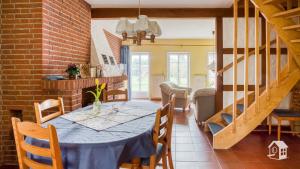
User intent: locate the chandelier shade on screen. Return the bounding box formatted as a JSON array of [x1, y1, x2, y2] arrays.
[[115, 1, 161, 45]]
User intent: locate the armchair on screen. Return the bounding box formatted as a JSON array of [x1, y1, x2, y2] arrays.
[[160, 81, 192, 112], [190, 88, 216, 125]]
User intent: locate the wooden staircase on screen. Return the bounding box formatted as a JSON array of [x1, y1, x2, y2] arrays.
[[205, 0, 300, 149]]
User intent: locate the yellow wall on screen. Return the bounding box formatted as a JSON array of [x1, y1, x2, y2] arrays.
[[124, 39, 215, 89]]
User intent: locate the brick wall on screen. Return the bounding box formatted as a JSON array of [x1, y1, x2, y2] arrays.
[[42, 0, 91, 75], [104, 29, 122, 64], [0, 0, 91, 165]]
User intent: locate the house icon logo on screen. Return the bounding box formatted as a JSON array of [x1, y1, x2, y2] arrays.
[[268, 141, 288, 160]]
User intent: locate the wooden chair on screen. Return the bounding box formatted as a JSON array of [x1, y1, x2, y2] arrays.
[[11, 117, 63, 169], [268, 109, 300, 140], [103, 89, 128, 102], [166, 94, 175, 169], [120, 102, 174, 169], [34, 97, 65, 125]]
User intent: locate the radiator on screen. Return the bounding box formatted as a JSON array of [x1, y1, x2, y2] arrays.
[[151, 74, 165, 99]]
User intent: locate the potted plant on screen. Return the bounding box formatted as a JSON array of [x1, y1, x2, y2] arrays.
[[66, 64, 80, 79], [87, 79, 106, 114]]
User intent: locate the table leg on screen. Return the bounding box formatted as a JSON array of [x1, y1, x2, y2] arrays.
[[278, 119, 281, 141]]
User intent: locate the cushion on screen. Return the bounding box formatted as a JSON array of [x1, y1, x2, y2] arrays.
[[273, 109, 300, 118], [141, 143, 164, 166]]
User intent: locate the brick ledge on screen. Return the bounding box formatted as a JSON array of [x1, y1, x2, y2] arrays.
[[42, 75, 128, 91]]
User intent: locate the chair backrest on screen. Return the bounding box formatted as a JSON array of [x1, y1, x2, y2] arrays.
[[153, 102, 172, 148], [34, 97, 64, 124], [103, 89, 128, 102], [167, 94, 175, 147], [11, 117, 63, 169]]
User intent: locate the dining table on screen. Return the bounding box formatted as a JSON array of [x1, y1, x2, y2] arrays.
[[26, 100, 161, 169]]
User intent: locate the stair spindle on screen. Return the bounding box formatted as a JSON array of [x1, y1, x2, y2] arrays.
[[266, 22, 271, 100], [233, 0, 238, 131], [244, 0, 249, 121], [276, 35, 281, 86], [255, 7, 260, 113]]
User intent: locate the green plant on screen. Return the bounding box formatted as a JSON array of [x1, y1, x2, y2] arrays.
[[87, 79, 106, 102], [65, 64, 80, 76]]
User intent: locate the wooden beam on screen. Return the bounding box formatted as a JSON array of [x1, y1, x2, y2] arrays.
[[216, 17, 223, 112], [276, 35, 281, 86], [223, 85, 255, 91], [91, 8, 255, 18], [222, 48, 287, 54]]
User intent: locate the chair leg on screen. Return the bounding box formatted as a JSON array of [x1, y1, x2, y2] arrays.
[[268, 115, 272, 135], [167, 149, 174, 169], [161, 153, 168, 169], [278, 119, 281, 141]]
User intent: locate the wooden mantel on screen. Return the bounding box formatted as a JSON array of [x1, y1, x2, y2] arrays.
[[42, 75, 127, 91]]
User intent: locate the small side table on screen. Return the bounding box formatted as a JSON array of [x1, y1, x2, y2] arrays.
[[268, 109, 300, 140]]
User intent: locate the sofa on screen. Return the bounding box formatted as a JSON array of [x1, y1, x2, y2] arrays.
[[190, 88, 216, 125], [160, 81, 192, 112]]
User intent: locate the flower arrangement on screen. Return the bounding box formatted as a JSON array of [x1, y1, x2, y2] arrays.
[[87, 79, 106, 102], [87, 79, 106, 113], [66, 64, 80, 79]]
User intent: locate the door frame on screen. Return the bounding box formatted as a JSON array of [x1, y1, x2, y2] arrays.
[[130, 52, 151, 99]]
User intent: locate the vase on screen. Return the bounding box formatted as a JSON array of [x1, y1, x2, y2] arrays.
[[69, 74, 77, 80], [92, 101, 101, 114]]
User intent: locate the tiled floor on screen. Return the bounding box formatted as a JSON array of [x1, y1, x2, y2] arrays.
[[2, 106, 300, 169], [167, 108, 300, 169]]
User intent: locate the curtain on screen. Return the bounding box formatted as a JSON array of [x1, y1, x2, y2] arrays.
[[120, 45, 131, 99]]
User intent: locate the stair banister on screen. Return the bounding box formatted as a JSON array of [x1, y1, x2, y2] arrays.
[[244, 0, 249, 121], [276, 35, 281, 87], [233, 0, 238, 131], [266, 22, 271, 100], [255, 7, 260, 113]]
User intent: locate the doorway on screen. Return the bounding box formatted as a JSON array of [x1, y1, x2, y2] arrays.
[[130, 52, 150, 99]]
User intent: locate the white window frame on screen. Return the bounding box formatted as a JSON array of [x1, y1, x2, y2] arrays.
[[166, 52, 191, 87], [207, 52, 216, 88]]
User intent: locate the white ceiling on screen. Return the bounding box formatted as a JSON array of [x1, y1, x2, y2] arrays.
[[92, 18, 215, 39], [85, 0, 233, 8]]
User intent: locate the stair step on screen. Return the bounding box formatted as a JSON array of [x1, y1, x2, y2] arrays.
[[283, 24, 300, 30], [207, 122, 224, 135], [221, 113, 233, 125], [273, 7, 300, 18], [263, 0, 286, 5], [237, 104, 244, 113], [291, 39, 300, 43]]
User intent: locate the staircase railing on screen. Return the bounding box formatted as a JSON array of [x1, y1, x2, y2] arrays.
[[231, 0, 293, 132]]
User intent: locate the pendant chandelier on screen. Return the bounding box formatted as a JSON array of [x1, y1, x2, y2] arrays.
[[115, 0, 162, 45]]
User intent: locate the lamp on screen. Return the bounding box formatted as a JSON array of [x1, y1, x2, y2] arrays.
[[115, 0, 161, 45]]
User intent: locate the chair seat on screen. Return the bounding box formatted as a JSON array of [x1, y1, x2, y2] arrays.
[[273, 109, 300, 118], [141, 143, 164, 166]]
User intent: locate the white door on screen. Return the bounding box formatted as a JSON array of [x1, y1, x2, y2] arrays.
[[130, 53, 150, 99]]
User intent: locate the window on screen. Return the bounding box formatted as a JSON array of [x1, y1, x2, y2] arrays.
[[207, 52, 216, 88], [167, 52, 190, 87], [130, 52, 150, 98]]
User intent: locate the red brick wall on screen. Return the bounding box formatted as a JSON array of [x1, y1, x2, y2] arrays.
[[104, 29, 122, 64], [42, 0, 91, 75], [0, 0, 91, 165]]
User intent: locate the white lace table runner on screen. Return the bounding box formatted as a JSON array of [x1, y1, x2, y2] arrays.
[[61, 102, 155, 131]]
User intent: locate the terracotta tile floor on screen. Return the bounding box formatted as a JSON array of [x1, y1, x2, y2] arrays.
[[162, 108, 300, 169]]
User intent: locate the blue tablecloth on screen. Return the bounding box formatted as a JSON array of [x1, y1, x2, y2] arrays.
[[26, 100, 160, 169]]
